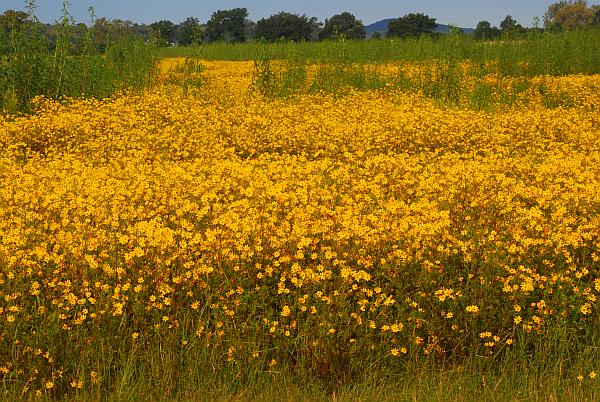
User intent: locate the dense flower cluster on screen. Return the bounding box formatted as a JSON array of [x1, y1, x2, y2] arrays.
[[0, 60, 598, 396]]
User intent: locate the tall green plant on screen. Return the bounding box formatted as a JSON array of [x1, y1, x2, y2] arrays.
[[0, 0, 157, 114], [52, 0, 73, 99], [1, 0, 49, 112]]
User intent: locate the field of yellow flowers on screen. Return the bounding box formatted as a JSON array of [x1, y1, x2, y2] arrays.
[[0, 59, 599, 398]]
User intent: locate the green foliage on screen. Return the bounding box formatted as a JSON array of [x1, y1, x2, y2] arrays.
[[500, 15, 520, 32], [252, 37, 391, 99], [245, 26, 600, 110], [255, 12, 320, 42], [105, 38, 157, 91], [150, 19, 176, 46], [0, 9, 29, 27], [161, 28, 600, 79], [252, 43, 307, 99], [91, 17, 138, 52], [163, 46, 205, 96], [544, 0, 598, 30], [500, 15, 525, 39], [0, 9, 30, 55], [474, 21, 501, 40], [178, 17, 203, 45], [205, 8, 248, 43], [179, 57, 205, 96], [386, 13, 438, 38], [0, 2, 50, 113], [319, 12, 366, 41], [0, 0, 156, 114]]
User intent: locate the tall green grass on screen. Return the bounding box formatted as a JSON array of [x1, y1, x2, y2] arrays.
[[161, 28, 600, 108], [160, 28, 600, 76], [247, 29, 600, 109], [1, 305, 597, 400], [0, 1, 156, 114]]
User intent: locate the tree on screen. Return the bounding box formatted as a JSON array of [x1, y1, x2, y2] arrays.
[[111, 19, 136, 39], [205, 8, 248, 43], [500, 15, 524, 37], [245, 19, 256, 41], [319, 12, 366, 40], [544, 0, 597, 30], [473, 20, 501, 40], [500, 15, 520, 31], [178, 17, 202, 45], [131, 23, 151, 41], [544, 1, 570, 29], [386, 13, 437, 38], [371, 31, 382, 40], [91, 18, 136, 51], [42, 21, 92, 53], [0, 9, 30, 28], [150, 20, 176, 46], [255, 12, 320, 42]]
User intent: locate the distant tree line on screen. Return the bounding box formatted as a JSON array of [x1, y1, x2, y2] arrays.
[[474, 1, 600, 40], [2, 1, 600, 53]]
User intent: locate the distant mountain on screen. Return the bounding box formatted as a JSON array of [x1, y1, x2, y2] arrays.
[[365, 19, 475, 37]]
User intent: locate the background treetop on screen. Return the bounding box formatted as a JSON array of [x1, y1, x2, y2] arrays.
[[319, 12, 366, 40], [205, 8, 248, 43], [544, 0, 600, 30], [255, 12, 320, 42], [386, 13, 438, 38]]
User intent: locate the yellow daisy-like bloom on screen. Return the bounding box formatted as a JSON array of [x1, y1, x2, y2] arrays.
[[466, 305, 479, 314]]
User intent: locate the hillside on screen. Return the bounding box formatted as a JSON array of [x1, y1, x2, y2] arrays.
[[365, 18, 475, 37]]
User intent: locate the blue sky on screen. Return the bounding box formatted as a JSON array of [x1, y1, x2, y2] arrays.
[[3, 1, 558, 27]]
